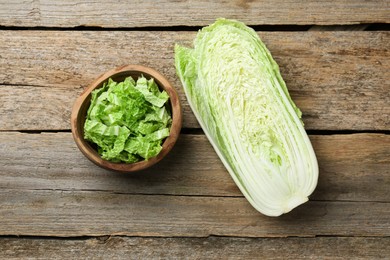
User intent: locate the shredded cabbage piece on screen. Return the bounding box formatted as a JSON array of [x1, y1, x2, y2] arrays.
[[175, 18, 318, 216], [84, 76, 172, 163]]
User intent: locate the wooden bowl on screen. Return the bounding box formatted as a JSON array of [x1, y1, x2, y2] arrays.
[[71, 65, 182, 172]]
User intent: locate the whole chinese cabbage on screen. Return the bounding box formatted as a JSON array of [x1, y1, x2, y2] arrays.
[[175, 19, 318, 216]]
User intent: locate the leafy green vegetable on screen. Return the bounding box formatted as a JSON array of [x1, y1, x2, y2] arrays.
[[84, 76, 172, 163], [175, 18, 318, 216]]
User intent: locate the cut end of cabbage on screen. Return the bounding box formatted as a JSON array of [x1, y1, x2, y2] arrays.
[[254, 194, 309, 217], [283, 194, 309, 214], [175, 18, 318, 217]]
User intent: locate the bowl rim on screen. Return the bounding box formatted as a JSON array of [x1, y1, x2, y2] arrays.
[[71, 64, 182, 172]]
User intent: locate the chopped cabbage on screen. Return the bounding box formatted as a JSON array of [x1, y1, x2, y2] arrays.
[[84, 76, 171, 163]]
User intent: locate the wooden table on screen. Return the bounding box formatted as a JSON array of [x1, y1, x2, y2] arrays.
[[0, 1, 389, 258]]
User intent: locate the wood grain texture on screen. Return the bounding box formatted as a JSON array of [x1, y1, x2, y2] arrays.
[[0, 31, 389, 131], [0, 0, 388, 28], [0, 189, 389, 237], [0, 1, 388, 254], [0, 132, 389, 202], [1, 236, 389, 259]]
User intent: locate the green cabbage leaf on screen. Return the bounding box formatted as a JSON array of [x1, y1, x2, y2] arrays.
[[175, 18, 318, 216]]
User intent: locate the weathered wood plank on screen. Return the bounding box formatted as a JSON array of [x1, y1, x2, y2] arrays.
[[0, 0, 388, 27], [0, 31, 388, 131], [1, 236, 389, 259], [0, 132, 389, 202], [0, 189, 388, 237]]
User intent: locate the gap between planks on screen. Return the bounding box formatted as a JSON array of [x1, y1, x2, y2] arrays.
[[3, 129, 389, 135], [0, 24, 386, 32], [3, 187, 389, 205]]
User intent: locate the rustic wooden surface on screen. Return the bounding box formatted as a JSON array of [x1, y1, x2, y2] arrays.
[[0, 0, 388, 27], [1, 237, 389, 259], [1, 133, 389, 202], [0, 0, 389, 259], [0, 31, 389, 131]]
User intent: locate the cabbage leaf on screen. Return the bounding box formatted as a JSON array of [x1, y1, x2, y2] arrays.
[[175, 18, 318, 216]]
